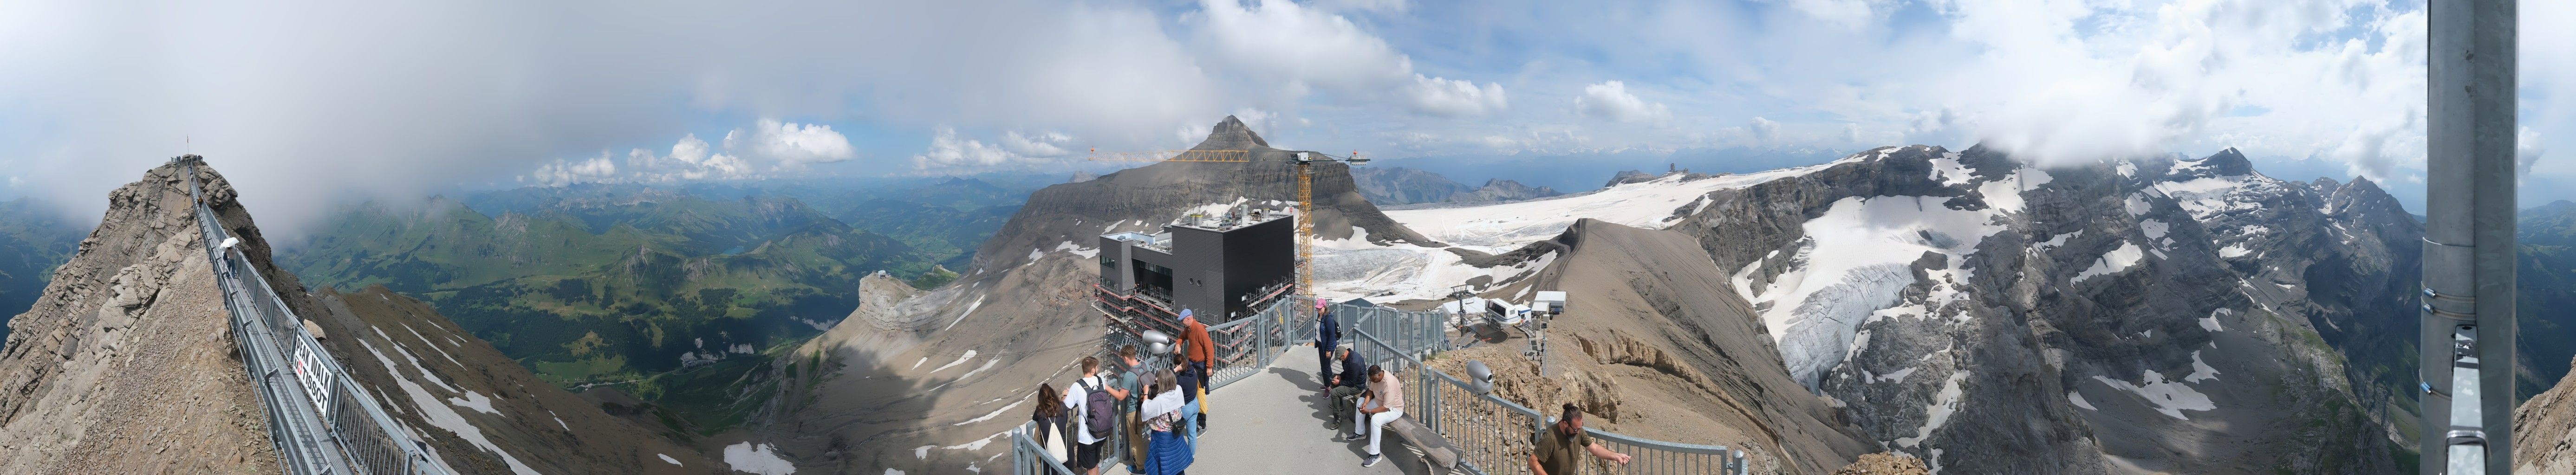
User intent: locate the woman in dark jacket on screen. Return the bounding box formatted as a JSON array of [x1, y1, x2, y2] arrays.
[[1032, 383, 1071, 462]]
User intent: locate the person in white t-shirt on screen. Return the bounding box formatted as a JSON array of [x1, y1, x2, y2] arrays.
[[1064, 357, 1110, 475]]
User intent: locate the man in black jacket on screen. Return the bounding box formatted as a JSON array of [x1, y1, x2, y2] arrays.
[[1326, 346, 1367, 430]]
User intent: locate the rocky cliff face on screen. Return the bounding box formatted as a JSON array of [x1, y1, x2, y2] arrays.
[[0, 161, 278, 473], [0, 160, 722, 475], [1668, 146, 2401, 474], [1431, 218, 1881, 475], [2517, 356, 2576, 473]]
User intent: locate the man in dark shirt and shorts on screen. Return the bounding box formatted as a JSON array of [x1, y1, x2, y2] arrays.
[[1529, 403, 1631, 475]]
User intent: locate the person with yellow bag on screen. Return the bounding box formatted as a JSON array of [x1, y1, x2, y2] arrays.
[[1174, 309, 1214, 433]]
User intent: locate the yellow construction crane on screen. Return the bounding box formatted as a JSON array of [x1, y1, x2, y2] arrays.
[[1086, 148, 1367, 307]]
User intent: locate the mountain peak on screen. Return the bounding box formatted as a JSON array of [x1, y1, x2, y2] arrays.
[[2197, 148, 2255, 176], [2524, 199, 2576, 219], [1191, 115, 1270, 150]]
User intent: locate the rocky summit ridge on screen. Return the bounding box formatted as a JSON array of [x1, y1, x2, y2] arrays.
[[0, 160, 722, 475]]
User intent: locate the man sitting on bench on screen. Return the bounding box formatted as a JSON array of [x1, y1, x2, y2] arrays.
[[1346, 365, 1405, 468], [1327, 346, 1367, 430]]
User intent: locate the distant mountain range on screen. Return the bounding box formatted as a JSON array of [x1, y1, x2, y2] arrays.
[[269, 175, 1045, 433], [0, 199, 81, 340], [1347, 166, 1561, 205], [1377, 146, 1856, 195]]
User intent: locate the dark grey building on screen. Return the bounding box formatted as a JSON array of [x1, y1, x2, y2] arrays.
[[1094, 212, 1297, 332]]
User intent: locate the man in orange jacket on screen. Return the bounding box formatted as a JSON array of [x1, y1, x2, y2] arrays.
[[1177, 309, 1214, 430]]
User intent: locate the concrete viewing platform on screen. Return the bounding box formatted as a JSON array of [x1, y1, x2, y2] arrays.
[[1117, 365, 1431, 475]]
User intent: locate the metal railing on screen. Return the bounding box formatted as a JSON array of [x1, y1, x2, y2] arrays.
[[1019, 299, 1740, 475], [184, 159, 447, 475], [1340, 303, 1748, 475], [1009, 423, 1083, 475], [1338, 303, 1451, 358], [1205, 297, 1304, 396]]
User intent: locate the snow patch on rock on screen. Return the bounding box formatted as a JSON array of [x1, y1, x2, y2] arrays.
[[2035, 230, 2082, 251], [2185, 351, 2221, 383], [448, 390, 499, 416], [1895, 371, 1970, 447], [2218, 244, 2251, 258], [2072, 242, 2146, 284], [930, 350, 979, 373], [1975, 167, 2053, 213], [357, 339, 542, 475], [955, 398, 1028, 426], [1053, 240, 1099, 259], [2092, 370, 2217, 420], [724, 442, 796, 475]]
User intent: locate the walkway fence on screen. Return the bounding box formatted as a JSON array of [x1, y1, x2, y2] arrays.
[[1205, 297, 1308, 388], [185, 157, 447, 475], [1015, 300, 1745, 475], [1342, 302, 1748, 475]]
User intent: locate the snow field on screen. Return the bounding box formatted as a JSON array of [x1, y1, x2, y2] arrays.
[[1747, 195, 2006, 387], [725, 443, 797, 475]]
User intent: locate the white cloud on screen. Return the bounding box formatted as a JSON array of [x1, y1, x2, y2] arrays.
[[1782, 0, 1878, 28], [1915, 0, 2426, 171], [913, 128, 1025, 168], [0, 0, 1227, 232], [1002, 131, 1074, 158], [729, 119, 856, 167], [523, 118, 875, 185], [1194, 0, 1409, 94], [525, 153, 619, 187], [2523, 126, 2547, 177], [1575, 81, 1669, 123], [1405, 75, 1508, 117], [1319, 0, 1409, 15], [1842, 123, 1862, 144], [1750, 117, 1781, 143], [669, 134, 714, 165], [1191, 0, 1501, 117]]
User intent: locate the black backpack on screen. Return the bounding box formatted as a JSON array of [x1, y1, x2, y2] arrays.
[[1077, 378, 1115, 440]]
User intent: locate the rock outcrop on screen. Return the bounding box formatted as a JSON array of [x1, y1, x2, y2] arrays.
[[0, 159, 722, 474], [1665, 145, 2402, 474], [1432, 218, 1880, 475], [2517, 356, 2576, 474], [971, 115, 1442, 272], [1832, 453, 1931, 475], [0, 161, 276, 473]]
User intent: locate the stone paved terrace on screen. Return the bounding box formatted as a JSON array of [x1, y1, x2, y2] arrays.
[[1116, 365, 1433, 475]]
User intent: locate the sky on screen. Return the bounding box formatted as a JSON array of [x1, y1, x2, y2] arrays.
[[0, 0, 2567, 233]]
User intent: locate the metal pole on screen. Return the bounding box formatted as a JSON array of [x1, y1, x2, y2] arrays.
[[2423, 0, 2516, 472]]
